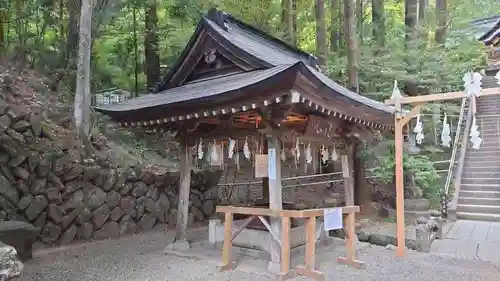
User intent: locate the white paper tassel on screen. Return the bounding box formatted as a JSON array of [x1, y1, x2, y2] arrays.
[[281, 148, 286, 162], [441, 114, 452, 147], [228, 139, 236, 159], [330, 147, 338, 161], [463, 71, 483, 97], [197, 139, 204, 160], [391, 80, 403, 100], [321, 145, 329, 164], [413, 114, 424, 145], [243, 137, 251, 160], [210, 140, 219, 163], [295, 138, 301, 161], [306, 142, 313, 164], [470, 117, 482, 149], [235, 152, 240, 170]]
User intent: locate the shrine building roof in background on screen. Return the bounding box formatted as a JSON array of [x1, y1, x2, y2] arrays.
[[471, 15, 500, 45], [95, 8, 395, 131]]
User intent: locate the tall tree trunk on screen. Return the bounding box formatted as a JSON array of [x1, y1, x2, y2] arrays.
[[281, 0, 295, 45], [292, 0, 298, 46], [144, 0, 161, 90], [371, 0, 385, 47], [0, 9, 5, 53], [435, 0, 447, 44], [92, 0, 110, 39], [74, 0, 92, 141], [14, 0, 26, 65], [58, 0, 65, 54], [405, 0, 418, 44], [356, 0, 363, 44], [418, 0, 427, 41], [315, 0, 327, 66], [132, 1, 139, 96], [418, 0, 427, 23], [343, 0, 359, 92], [67, 0, 82, 66], [354, 145, 371, 214], [329, 0, 340, 52], [405, 0, 419, 96]]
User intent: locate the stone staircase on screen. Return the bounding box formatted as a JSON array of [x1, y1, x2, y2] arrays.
[[456, 75, 500, 221]]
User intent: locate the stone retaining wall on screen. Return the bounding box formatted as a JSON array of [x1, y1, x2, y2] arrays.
[[0, 104, 221, 245]]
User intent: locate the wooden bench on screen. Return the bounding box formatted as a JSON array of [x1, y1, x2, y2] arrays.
[[216, 205, 365, 280], [0, 221, 38, 260]]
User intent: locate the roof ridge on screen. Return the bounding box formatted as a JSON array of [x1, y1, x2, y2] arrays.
[[471, 15, 500, 25], [477, 15, 500, 43], [206, 8, 318, 67], [176, 65, 291, 87]]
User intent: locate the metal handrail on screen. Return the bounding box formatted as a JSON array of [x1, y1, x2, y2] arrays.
[[444, 98, 468, 196]]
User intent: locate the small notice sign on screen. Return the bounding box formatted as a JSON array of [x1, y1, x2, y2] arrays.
[[323, 208, 343, 231], [254, 154, 268, 178], [268, 148, 276, 180]]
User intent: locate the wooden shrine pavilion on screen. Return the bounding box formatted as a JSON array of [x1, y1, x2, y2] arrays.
[[474, 15, 500, 69], [96, 8, 396, 276]]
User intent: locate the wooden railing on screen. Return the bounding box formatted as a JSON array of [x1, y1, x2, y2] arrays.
[[216, 205, 365, 281]]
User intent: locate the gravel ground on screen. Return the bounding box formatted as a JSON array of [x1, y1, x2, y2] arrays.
[[21, 228, 500, 281]]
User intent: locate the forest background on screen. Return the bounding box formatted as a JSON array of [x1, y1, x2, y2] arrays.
[[1, 0, 499, 205]]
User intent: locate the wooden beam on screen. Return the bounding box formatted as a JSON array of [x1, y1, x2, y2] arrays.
[[219, 212, 234, 271], [399, 103, 425, 126], [267, 135, 283, 271], [280, 217, 292, 276], [336, 211, 366, 269], [341, 143, 355, 206], [394, 117, 406, 256], [384, 87, 500, 105], [230, 216, 256, 242], [295, 216, 325, 280], [174, 133, 192, 243], [215, 205, 361, 217], [262, 139, 269, 201]]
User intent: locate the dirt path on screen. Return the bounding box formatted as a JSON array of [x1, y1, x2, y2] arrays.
[[21, 227, 500, 281]]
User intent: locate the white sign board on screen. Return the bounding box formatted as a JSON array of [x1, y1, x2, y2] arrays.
[[254, 154, 268, 178], [268, 148, 276, 180], [323, 208, 343, 231]]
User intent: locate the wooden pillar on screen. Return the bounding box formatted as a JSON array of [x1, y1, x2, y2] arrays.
[[353, 144, 371, 214], [395, 117, 406, 256], [169, 133, 192, 250], [267, 135, 283, 272], [341, 143, 355, 206], [262, 139, 269, 202]]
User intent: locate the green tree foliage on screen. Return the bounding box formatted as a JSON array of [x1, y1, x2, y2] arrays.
[[2, 0, 500, 197], [2, 0, 496, 95]]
